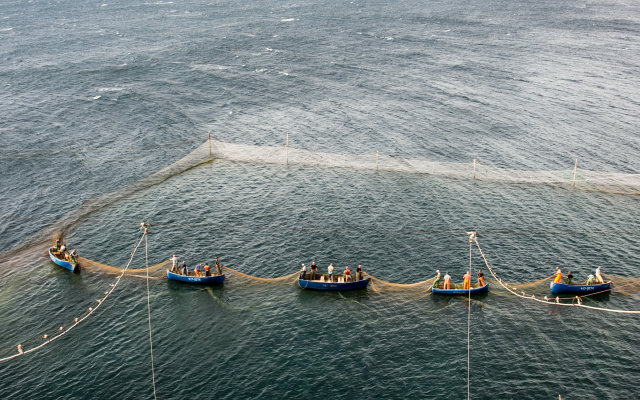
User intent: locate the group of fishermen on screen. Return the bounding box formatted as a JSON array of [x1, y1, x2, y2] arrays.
[[54, 239, 78, 264], [299, 262, 365, 282], [432, 269, 485, 290], [170, 255, 223, 277], [553, 266, 604, 285]]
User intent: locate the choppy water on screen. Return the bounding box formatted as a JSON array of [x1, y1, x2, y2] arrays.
[[1, 0, 639, 398]]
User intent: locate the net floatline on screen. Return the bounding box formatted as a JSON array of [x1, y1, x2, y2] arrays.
[[473, 237, 640, 314], [209, 140, 640, 195], [0, 230, 149, 362]]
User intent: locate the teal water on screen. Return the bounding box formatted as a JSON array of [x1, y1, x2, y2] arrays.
[[1, 0, 639, 398]]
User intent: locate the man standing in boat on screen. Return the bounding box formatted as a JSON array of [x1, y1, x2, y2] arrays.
[[171, 254, 178, 273], [300, 263, 307, 280], [443, 272, 451, 289], [215, 257, 223, 275], [327, 263, 334, 282], [595, 266, 604, 284], [477, 269, 485, 287], [356, 265, 363, 281], [462, 271, 471, 289], [432, 270, 441, 288], [310, 262, 318, 280]]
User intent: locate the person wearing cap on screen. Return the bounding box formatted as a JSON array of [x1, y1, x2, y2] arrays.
[[553, 268, 562, 283], [356, 265, 363, 281], [595, 266, 604, 284], [171, 255, 179, 272], [432, 270, 441, 288], [327, 263, 334, 282], [299, 263, 307, 280], [443, 272, 451, 289], [462, 271, 471, 289], [477, 269, 485, 287]]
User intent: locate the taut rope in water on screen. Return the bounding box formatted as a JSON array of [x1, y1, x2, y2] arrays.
[[143, 225, 158, 400], [473, 236, 640, 315], [0, 230, 148, 363]]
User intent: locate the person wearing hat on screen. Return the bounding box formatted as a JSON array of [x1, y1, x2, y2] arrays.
[[432, 270, 441, 288], [299, 263, 307, 280], [443, 272, 451, 289], [171, 255, 179, 272], [553, 268, 562, 283]]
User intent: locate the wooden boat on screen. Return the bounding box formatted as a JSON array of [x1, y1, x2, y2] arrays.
[[48, 247, 79, 273], [166, 270, 225, 285], [550, 281, 611, 295], [431, 283, 489, 295], [298, 277, 371, 291]]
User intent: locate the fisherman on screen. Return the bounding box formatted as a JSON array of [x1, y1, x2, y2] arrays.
[[194, 264, 201, 277], [327, 263, 334, 282], [586, 274, 595, 285], [344, 266, 352, 282], [443, 272, 451, 289], [477, 269, 485, 286], [300, 263, 307, 280], [215, 257, 222, 275], [356, 265, 363, 281], [595, 266, 604, 284], [204, 263, 211, 276], [310, 262, 318, 280], [171, 254, 179, 272], [432, 270, 441, 288], [60, 244, 66, 253], [70, 249, 78, 263], [553, 268, 562, 283], [462, 271, 471, 290], [181, 261, 188, 275], [55, 239, 61, 251], [565, 271, 573, 285]]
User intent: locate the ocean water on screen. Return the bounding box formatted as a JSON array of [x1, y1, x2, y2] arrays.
[[1, 0, 639, 398]]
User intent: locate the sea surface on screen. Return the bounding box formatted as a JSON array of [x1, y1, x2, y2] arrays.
[[1, 0, 639, 398]]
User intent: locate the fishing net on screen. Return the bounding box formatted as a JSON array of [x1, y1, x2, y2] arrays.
[[210, 140, 640, 195]]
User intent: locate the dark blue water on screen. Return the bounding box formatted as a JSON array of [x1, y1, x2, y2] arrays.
[[1, 0, 639, 398]]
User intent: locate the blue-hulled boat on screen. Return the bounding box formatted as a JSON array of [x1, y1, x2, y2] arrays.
[[298, 277, 371, 291], [550, 281, 611, 295], [167, 270, 225, 284], [48, 247, 79, 273], [431, 283, 489, 295]]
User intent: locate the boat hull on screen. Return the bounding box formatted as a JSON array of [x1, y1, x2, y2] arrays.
[[431, 284, 489, 295], [167, 270, 225, 284], [48, 248, 79, 273], [550, 281, 611, 294], [298, 277, 371, 291]]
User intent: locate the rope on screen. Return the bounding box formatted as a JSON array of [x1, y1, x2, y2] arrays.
[[467, 233, 474, 400], [0, 230, 148, 362], [473, 237, 640, 315], [144, 227, 158, 400]]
